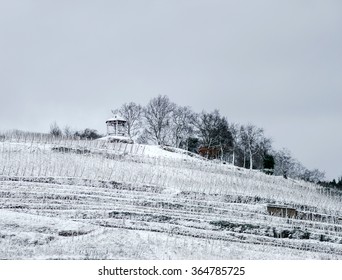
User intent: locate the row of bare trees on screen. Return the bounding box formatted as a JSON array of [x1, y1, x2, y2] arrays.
[[49, 122, 102, 140], [273, 148, 325, 183], [111, 95, 326, 182], [113, 95, 266, 169], [112, 96, 194, 147]]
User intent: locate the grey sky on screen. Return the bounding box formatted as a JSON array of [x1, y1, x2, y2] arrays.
[[0, 0, 341, 179]]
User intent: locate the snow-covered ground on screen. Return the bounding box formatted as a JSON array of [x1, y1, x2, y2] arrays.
[[0, 138, 342, 259]]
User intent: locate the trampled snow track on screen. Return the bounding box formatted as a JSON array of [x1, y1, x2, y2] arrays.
[[1, 175, 342, 258]]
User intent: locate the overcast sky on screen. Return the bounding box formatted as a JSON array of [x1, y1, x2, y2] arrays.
[[0, 0, 341, 179]]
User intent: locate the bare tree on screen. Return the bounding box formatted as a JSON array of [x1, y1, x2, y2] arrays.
[[240, 124, 267, 169], [63, 125, 73, 138], [274, 148, 325, 182], [256, 136, 273, 169], [274, 148, 295, 178], [171, 106, 195, 148], [194, 110, 221, 147], [144, 95, 176, 145], [112, 102, 143, 140], [216, 116, 233, 161], [301, 168, 325, 183], [49, 122, 62, 137], [229, 122, 240, 166], [195, 110, 232, 160]]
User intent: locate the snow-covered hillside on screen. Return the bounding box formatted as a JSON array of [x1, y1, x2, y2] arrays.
[[0, 137, 342, 259]]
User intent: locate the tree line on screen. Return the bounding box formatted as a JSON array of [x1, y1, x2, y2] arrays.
[[110, 95, 328, 184], [49, 122, 103, 140], [48, 94, 338, 186]]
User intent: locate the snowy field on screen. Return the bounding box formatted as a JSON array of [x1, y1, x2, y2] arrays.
[[0, 136, 342, 259]]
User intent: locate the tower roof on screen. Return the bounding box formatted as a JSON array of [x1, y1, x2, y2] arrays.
[[106, 115, 126, 123]]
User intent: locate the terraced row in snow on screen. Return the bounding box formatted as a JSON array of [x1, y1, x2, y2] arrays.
[[1, 176, 342, 258], [1, 138, 342, 259]]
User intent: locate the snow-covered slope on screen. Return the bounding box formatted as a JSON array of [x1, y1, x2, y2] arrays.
[[0, 138, 341, 259]]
